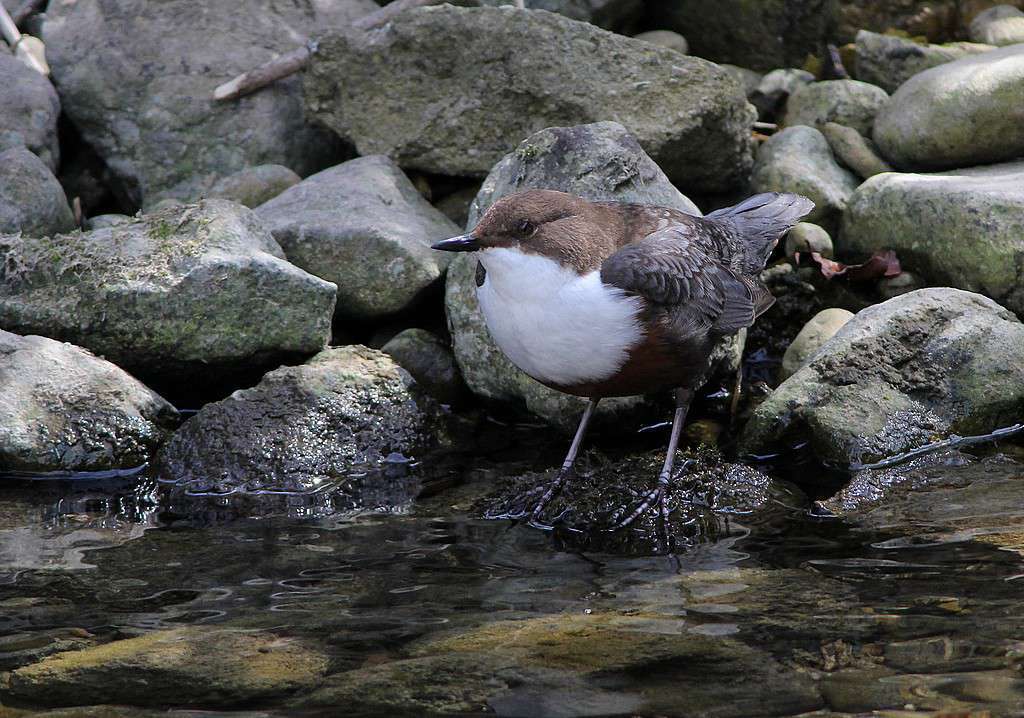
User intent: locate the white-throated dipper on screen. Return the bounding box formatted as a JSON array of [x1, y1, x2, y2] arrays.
[[433, 189, 814, 530]]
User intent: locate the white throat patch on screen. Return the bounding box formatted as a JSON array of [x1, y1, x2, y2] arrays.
[[476, 247, 645, 387]]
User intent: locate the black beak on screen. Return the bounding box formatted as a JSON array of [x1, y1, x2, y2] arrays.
[[431, 234, 479, 252]]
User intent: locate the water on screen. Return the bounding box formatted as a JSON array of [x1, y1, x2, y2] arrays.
[[1, 419, 1023, 717]]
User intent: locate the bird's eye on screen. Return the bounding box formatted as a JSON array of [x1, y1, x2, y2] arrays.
[[518, 219, 535, 236]]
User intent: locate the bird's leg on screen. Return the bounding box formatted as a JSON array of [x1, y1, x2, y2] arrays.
[[613, 388, 693, 533], [526, 397, 600, 526]]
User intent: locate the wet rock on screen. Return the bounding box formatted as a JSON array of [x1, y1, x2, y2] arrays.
[[382, 328, 466, 406], [751, 126, 860, 230], [0, 628, 96, 672], [877, 271, 924, 300], [649, 0, 838, 71], [873, 43, 1024, 171], [854, 30, 996, 94], [0, 52, 60, 172], [206, 164, 301, 209], [783, 79, 889, 137], [0, 330, 178, 473], [6, 627, 328, 708], [633, 29, 688, 54], [0, 148, 75, 237], [42, 0, 378, 208], [256, 155, 456, 321], [820, 122, 893, 179], [446, 121, 707, 427], [155, 346, 438, 493], [780, 308, 854, 380], [0, 200, 336, 385], [841, 160, 1024, 315], [970, 5, 1024, 45], [784, 222, 834, 259], [82, 214, 132, 231], [750, 68, 815, 120], [741, 288, 1024, 466], [304, 5, 756, 194]]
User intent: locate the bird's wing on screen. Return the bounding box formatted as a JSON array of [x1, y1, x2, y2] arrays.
[[599, 224, 773, 338]]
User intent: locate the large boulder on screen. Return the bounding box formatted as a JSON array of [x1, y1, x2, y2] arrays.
[[969, 5, 1024, 45], [42, 0, 379, 208], [256, 155, 457, 321], [0, 148, 76, 237], [841, 160, 1024, 316], [445, 122, 713, 428], [304, 5, 756, 194], [0, 200, 336, 385], [0, 52, 60, 172], [0, 330, 178, 472], [873, 43, 1024, 171], [783, 80, 889, 137], [854, 30, 996, 94], [741, 289, 1024, 466], [155, 346, 438, 494]]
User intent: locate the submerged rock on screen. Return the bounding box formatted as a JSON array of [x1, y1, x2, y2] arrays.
[[42, 0, 377, 207], [0, 52, 61, 172], [873, 43, 1024, 171], [783, 79, 889, 137], [854, 30, 995, 94], [382, 328, 467, 405], [0, 330, 178, 472], [969, 5, 1024, 45], [156, 346, 438, 494], [206, 164, 301, 208], [0, 148, 76, 237], [256, 155, 456, 321], [304, 5, 755, 193], [742, 289, 1024, 466], [0, 200, 336, 385], [7, 627, 328, 708], [841, 160, 1024, 316]]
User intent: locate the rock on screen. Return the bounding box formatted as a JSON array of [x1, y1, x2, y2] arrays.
[[0, 52, 60, 172], [42, 0, 379, 208], [155, 346, 438, 493], [304, 5, 756, 194], [721, 64, 764, 97], [0, 200, 336, 385], [0, 330, 178, 472], [820, 121, 893, 179], [854, 30, 996, 94], [837, 1, 959, 44], [779, 308, 854, 380], [632, 29, 688, 54], [446, 121, 710, 427], [256, 155, 456, 321], [783, 79, 889, 136], [877, 271, 923, 300], [648, 0, 839, 71], [873, 43, 1024, 170], [6, 627, 328, 708], [0, 148, 76, 237], [206, 164, 301, 208], [382, 328, 466, 405], [741, 288, 1024, 466], [750, 68, 815, 119], [751, 126, 860, 230], [841, 160, 1024, 315], [784, 222, 834, 259], [82, 214, 132, 231], [434, 185, 480, 229], [477, 0, 644, 30], [970, 5, 1024, 45]]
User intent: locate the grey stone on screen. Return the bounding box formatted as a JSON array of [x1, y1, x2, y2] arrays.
[[751, 126, 860, 230], [0, 52, 60, 171], [0, 199, 336, 383], [0, 330, 178, 472], [877, 271, 923, 300], [256, 155, 457, 321], [820, 121, 893, 179], [841, 160, 1024, 316], [779, 307, 853, 380], [854, 30, 995, 94], [784, 222, 834, 259], [304, 5, 756, 194], [0, 147, 76, 237], [873, 43, 1024, 170], [721, 64, 764, 97], [382, 328, 466, 405], [477, 0, 643, 29], [750, 68, 815, 118], [633, 29, 688, 54], [435, 185, 481, 229], [207, 164, 301, 208], [969, 5, 1024, 45], [82, 214, 132, 231], [42, 0, 379, 208], [155, 346, 438, 493], [783, 79, 889, 136], [741, 288, 1024, 466]]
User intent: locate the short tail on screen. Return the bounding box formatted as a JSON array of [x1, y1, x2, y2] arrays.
[[704, 192, 815, 273]]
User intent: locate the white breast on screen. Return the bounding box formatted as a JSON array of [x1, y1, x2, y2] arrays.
[[476, 247, 645, 387]]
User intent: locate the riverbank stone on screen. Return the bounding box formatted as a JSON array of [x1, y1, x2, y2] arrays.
[[382, 328, 467, 406], [0, 52, 60, 172], [0, 148, 75, 237], [783, 80, 889, 137], [206, 164, 301, 208], [779, 308, 854, 380], [854, 30, 995, 94], [969, 5, 1024, 45], [821, 122, 893, 179]]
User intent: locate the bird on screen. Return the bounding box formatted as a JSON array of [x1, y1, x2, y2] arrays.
[[432, 189, 814, 533]]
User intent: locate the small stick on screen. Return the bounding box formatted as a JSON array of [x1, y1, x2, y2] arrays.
[[847, 423, 1024, 472]]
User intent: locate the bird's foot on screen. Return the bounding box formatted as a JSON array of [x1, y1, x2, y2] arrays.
[[609, 459, 699, 539], [483, 471, 570, 528]]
